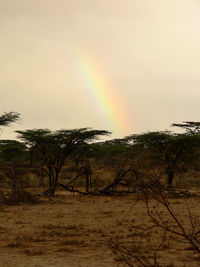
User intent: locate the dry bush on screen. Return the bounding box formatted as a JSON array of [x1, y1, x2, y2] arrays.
[[24, 248, 44, 256], [7, 240, 24, 248], [62, 239, 84, 246], [107, 177, 200, 267], [0, 190, 39, 205]]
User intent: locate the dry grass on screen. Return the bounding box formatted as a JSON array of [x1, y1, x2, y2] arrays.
[[24, 248, 44, 256], [0, 190, 200, 266]]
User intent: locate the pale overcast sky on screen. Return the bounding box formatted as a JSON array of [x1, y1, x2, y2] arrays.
[[1, 0, 200, 139]]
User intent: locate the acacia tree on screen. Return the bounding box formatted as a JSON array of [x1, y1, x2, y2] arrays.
[[0, 140, 30, 195], [85, 138, 137, 194], [172, 121, 200, 135], [128, 131, 198, 186], [172, 121, 200, 172], [0, 112, 20, 128], [16, 128, 109, 196]]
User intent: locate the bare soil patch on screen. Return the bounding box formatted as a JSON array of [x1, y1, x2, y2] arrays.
[[0, 191, 200, 266]]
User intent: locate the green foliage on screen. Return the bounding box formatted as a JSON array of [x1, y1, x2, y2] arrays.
[[1, 114, 200, 193], [88, 138, 131, 161], [127, 131, 199, 185], [16, 128, 110, 196], [172, 121, 200, 134], [0, 112, 20, 127], [16, 128, 110, 166], [0, 139, 31, 195], [0, 140, 28, 163]]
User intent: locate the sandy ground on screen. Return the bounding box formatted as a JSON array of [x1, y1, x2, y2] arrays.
[[1, 192, 200, 266]]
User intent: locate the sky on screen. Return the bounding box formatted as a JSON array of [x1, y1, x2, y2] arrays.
[[1, 0, 200, 139]]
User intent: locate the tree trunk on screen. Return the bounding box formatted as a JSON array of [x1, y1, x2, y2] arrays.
[[85, 165, 92, 193], [48, 169, 56, 197], [50, 183, 57, 196], [167, 169, 174, 187], [100, 168, 130, 194], [49, 170, 59, 197]]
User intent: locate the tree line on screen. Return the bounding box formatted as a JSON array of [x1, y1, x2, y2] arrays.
[[1, 112, 200, 199]]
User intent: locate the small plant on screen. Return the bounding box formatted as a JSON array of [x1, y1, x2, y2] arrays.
[[7, 240, 24, 248], [3, 190, 38, 205], [24, 248, 44, 256], [62, 239, 85, 246]]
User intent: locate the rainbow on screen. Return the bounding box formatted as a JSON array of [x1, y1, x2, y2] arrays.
[[75, 52, 129, 136]]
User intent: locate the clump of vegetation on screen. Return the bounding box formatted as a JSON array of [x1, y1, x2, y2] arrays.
[[107, 177, 200, 266], [3, 190, 38, 205], [2, 112, 200, 265]]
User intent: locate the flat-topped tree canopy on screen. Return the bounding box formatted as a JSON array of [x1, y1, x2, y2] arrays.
[[16, 128, 110, 148], [15, 128, 110, 196], [172, 121, 200, 135], [126, 131, 200, 186], [0, 112, 20, 127]]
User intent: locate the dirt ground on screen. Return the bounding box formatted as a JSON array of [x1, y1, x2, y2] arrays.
[[1, 191, 200, 267]]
